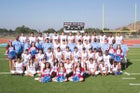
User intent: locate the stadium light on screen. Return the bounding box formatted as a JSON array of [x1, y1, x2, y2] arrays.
[[102, 3, 105, 32], [134, 3, 137, 32]]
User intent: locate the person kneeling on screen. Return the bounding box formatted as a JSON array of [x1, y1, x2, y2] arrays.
[[39, 62, 51, 83], [99, 60, 108, 76], [25, 59, 36, 77], [12, 58, 23, 76], [69, 62, 84, 82], [52, 62, 67, 82], [111, 61, 121, 75], [87, 58, 98, 76]]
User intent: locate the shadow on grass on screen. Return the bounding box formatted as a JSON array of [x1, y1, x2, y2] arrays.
[[122, 59, 133, 70]]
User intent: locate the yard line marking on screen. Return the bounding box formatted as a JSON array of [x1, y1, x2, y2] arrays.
[[0, 72, 10, 74], [0, 58, 8, 60], [130, 73, 140, 75], [124, 72, 130, 76], [129, 59, 140, 61], [129, 83, 140, 86], [124, 72, 140, 76], [122, 77, 136, 80], [0, 59, 7, 60]]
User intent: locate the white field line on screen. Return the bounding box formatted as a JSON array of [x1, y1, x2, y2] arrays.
[[130, 58, 140, 60], [129, 61, 140, 62], [0, 58, 6, 60], [129, 59, 140, 61], [129, 83, 140, 86], [0, 72, 10, 74], [124, 72, 130, 76], [122, 77, 136, 80], [0, 53, 7, 55], [128, 54, 140, 55], [124, 72, 140, 76], [0, 59, 7, 60], [130, 73, 140, 75]]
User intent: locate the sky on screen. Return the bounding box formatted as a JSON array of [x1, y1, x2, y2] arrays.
[[0, 0, 140, 31]]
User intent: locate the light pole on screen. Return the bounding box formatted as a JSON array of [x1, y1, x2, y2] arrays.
[[102, 3, 104, 32], [134, 3, 137, 32]]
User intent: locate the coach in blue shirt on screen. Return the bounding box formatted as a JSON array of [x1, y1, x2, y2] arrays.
[[42, 38, 52, 53], [23, 39, 31, 53], [121, 40, 128, 57], [101, 39, 109, 52], [35, 39, 42, 50], [12, 35, 23, 58], [68, 40, 76, 52], [91, 38, 100, 50]]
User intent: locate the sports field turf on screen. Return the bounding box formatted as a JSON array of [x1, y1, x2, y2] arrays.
[[0, 47, 140, 93]]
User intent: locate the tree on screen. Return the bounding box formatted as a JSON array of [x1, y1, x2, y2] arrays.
[[0, 28, 8, 33], [85, 28, 102, 34], [121, 27, 130, 31], [104, 28, 110, 31], [85, 28, 93, 34], [15, 25, 37, 34], [57, 28, 64, 34], [43, 28, 56, 33]]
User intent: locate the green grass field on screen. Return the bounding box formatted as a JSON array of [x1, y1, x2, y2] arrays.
[[0, 47, 140, 93]]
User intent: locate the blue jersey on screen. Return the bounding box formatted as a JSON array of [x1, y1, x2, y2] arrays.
[[91, 42, 100, 50], [121, 44, 128, 56], [42, 43, 52, 52], [113, 43, 117, 49], [101, 43, 109, 51], [24, 43, 30, 52], [8, 50, 17, 59], [12, 40, 23, 53], [68, 43, 76, 52], [35, 42, 42, 50]]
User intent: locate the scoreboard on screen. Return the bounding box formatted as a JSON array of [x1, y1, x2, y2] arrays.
[[63, 22, 85, 33]]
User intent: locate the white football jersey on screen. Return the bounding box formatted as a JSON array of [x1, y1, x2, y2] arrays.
[[91, 36, 98, 42], [22, 53, 31, 63], [76, 44, 83, 52], [67, 36, 74, 43], [83, 36, 90, 42], [72, 51, 80, 62], [53, 43, 60, 52], [55, 51, 63, 61], [38, 36, 44, 42], [115, 36, 123, 44], [27, 63, 36, 72], [60, 35, 67, 42], [64, 63, 73, 73], [15, 62, 23, 71], [19, 36, 26, 43], [99, 64, 107, 73], [36, 53, 45, 62], [111, 64, 118, 72], [87, 62, 97, 72], [88, 52, 94, 59], [103, 54, 111, 65], [108, 36, 114, 44], [45, 52, 53, 62], [29, 36, 36, 43], [98, 35, 106, 44], [64, 51, 71, 59], [81, 52, 88, 61]]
